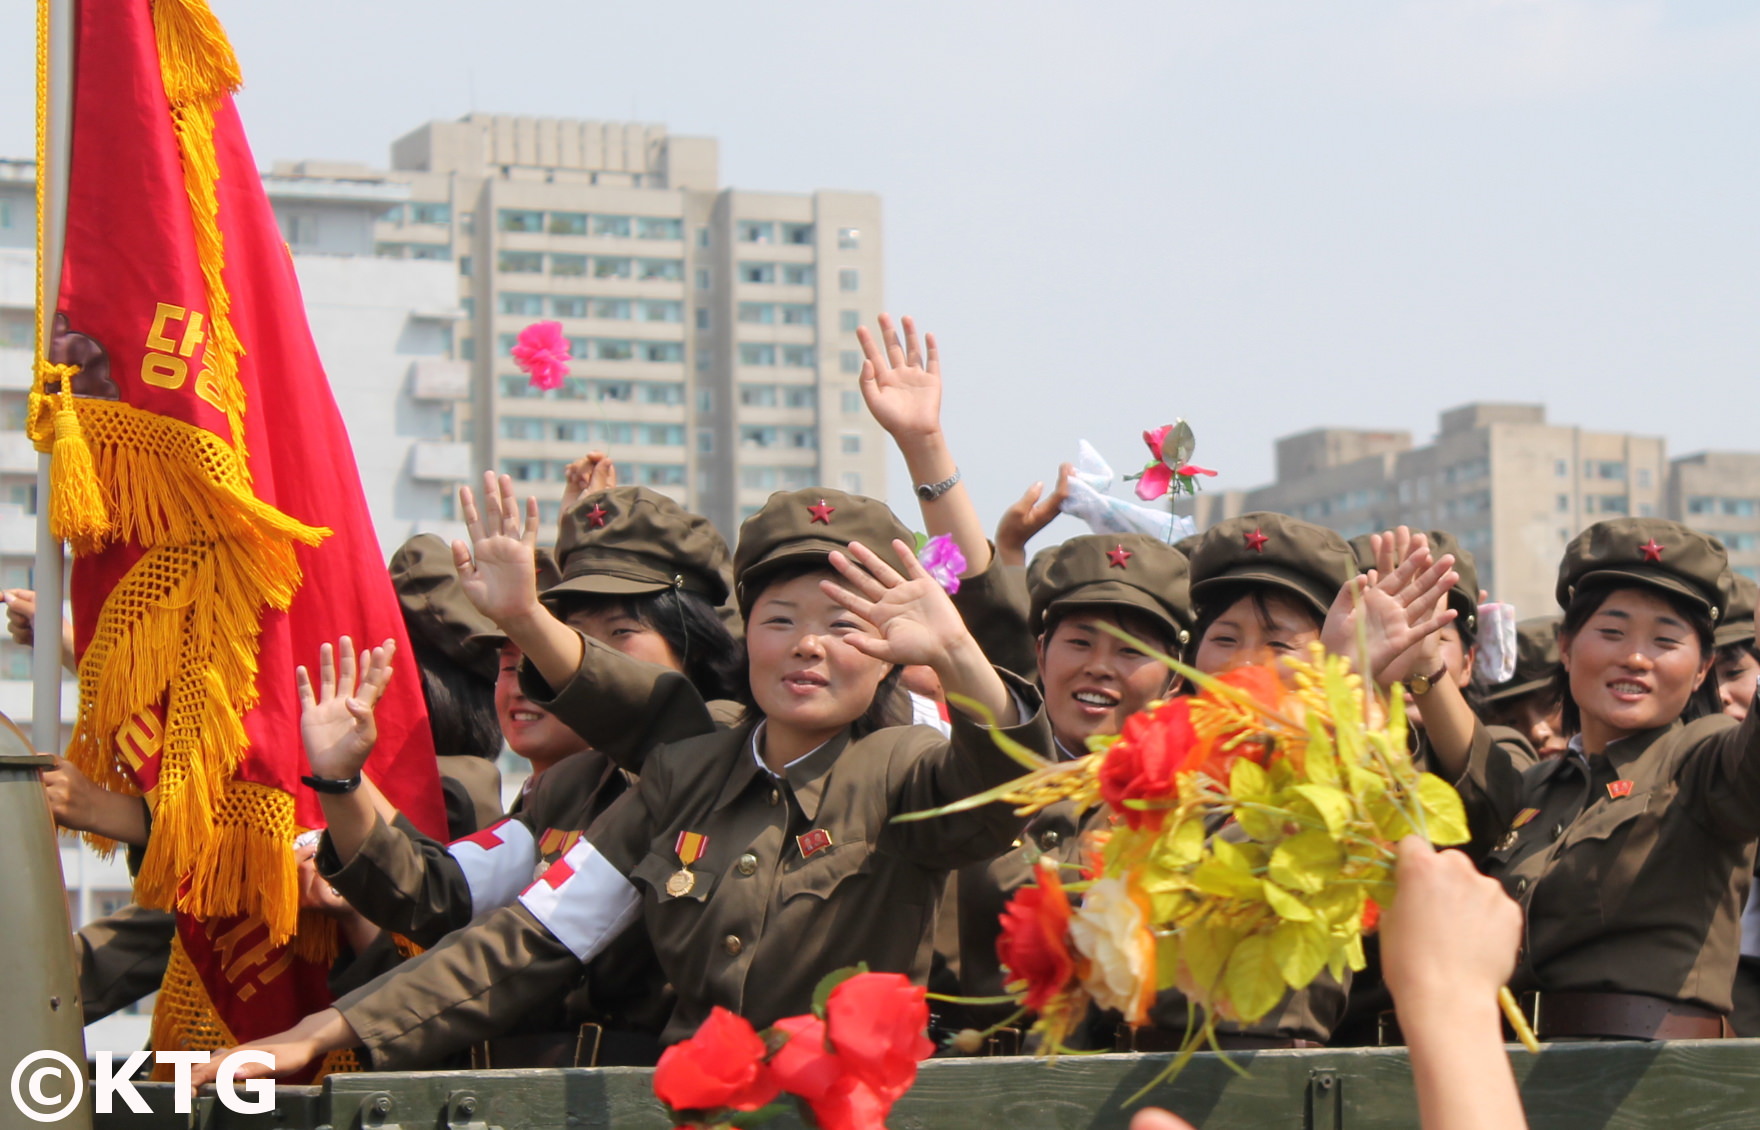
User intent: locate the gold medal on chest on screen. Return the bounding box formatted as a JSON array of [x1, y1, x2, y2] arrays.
[[666, 868, 698, 897], [669, 830, 710, 897]]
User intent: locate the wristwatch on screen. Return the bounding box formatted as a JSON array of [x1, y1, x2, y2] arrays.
[[1409, 666, 1450, 696], [301, 773, 363, 794], [915, 468, 962, 503]]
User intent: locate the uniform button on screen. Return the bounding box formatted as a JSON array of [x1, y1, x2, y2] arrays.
[[736, 853, 758, 876], [1552, 823, 1564, 840], [1039, 830, 1062, 850], [723, 934, 744, 956], [1515, 878, 1529, 895], [768, 788, 781, 807]]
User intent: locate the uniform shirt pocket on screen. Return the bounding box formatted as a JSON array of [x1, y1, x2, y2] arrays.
[[777, 841, 879, 904], [1562, 792, 1651, 847], [630, 850, 720, 903]]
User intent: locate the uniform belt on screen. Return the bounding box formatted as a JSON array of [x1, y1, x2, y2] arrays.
[[1521, 991, 1733, 1042], [1116, 1025, 1322, 1053]]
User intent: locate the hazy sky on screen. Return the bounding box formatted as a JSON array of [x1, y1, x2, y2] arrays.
[[3, 0, 1756, 535]]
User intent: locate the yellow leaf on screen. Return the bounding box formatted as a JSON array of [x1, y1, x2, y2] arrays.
[[1157, 815, 1207, 866], [1270, 918, 1333, 991], [1230, 757, 1272, 803], [1293, 784, 1355, 837], [1267, 829, 1345, 893], [1303, 714, 1341, 787], [1191, 856, 1264, 901], [1344, 931, 1367, 972], [1307, 884, 1367, 928], [1415, 773, 1471, 846], [1180, 918, 1239, 999], [1223, 933, 1287, 1024], [1261, 880, 1315, 921], [1235, 805, 1285, 843], [1367, 794, 1414, 842]]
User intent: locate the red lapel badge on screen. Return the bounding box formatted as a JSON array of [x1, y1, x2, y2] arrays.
[[796, 828, 834, 858], [1606, 780, 1634, 800]]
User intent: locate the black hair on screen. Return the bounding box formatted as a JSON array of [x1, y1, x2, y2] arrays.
[[407, 637, 502, 760], [1554, 584, 1719, 737], [1040, 604, 1182, 658], [1716, 640, 1760, 669], [548, 587, 745, 702], [1189, 583, 1323, 661], [731, 561, 910, 738]]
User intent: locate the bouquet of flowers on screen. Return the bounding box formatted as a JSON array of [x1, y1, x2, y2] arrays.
[[907, 640, 1531, 1081]]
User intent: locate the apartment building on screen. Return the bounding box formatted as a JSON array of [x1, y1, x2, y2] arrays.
[[276, 114, 887, 536], [1670, 452, 1760, 583]]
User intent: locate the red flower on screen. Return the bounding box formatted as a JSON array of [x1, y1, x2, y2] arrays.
[[652, 1006, 780, 1114], [1099, 696, 1210, 830], [1361, 897, 1381, 935], [824, 973, 934, 1102], [995, 863, 1078, 1012], [768, 1013, 898, 1130], [1135, 426, 1219, 500]]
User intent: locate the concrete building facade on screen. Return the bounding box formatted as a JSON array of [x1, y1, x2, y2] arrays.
[[1670, 452, 1760, 584], [274, 114, 887, 536], [1189, 404, 1693, 618]]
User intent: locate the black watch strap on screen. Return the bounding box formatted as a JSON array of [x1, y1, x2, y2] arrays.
[[301, 773, 363, 794]]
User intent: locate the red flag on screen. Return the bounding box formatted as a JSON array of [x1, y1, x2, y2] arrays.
[[36, 0, 445, 1063]]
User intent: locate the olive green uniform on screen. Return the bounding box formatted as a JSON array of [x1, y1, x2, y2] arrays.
[[1460, 519, 1754, 1037]]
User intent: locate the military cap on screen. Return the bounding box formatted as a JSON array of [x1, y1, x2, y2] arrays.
[[1173, 532, 1204, 559], [389, 534, 502, 680], [1715, 573, 1757, 650], [733, 489, 914, 615], [1555, 518, 1732, 623], [1027, 534, 1195, 648], [544, 487, 733, 608], [1187, 512, 1355, 622], [1482, 615, 1562, 705]]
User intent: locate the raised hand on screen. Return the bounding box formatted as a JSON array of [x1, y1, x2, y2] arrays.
[[296, 636, 395, 781], [821, 540, 974, 672], [1321, 533, 1458, 685], [559, 451, 617, 516], [856, 314, 942, 445], [996, 465, 1072, 568], [453, 471, 543, 626]]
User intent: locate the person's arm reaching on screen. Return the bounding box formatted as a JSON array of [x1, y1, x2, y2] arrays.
[[1381, 836, 1528, 1130], [995, 465, 1071, 569]]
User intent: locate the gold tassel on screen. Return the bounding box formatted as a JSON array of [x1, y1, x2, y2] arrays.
[[47, 393, 111, 549]]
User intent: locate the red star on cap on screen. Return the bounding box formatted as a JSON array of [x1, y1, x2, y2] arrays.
[[1107, 544, 1133, 569], [1244, 528, 1269, 553], [807, 499, 836, 525], [1639, 538, 1664, 563], [585, 504, 609, 529]]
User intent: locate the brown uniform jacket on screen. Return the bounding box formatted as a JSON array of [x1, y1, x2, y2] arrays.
[[950, 559, 1037, 682], [333, 673, 1050, 1067], [1462, 708, 1760, 1013]]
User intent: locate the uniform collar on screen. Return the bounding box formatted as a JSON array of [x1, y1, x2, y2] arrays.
[[1559, 722, 1682, 782], [712, 719, 851, 821]]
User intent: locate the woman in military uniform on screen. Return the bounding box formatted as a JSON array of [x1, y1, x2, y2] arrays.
[[1480, 616, 1569, 758], [1441, 517, 1760, 1039], [192, 484, 1051, 1082]]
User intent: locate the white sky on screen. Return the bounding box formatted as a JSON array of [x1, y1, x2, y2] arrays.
[[2, 0, 1756, 533]]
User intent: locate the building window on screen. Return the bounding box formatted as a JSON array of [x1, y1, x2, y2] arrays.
[[593, 339, 634, 361], [783, 223, 815, 245], [841, 390, 862, 414], [781, 304, 816, 326], [739, 303, 775, 324], [696, 226, 711, 248], [499, 417, 547, 440], [841, 434, 862, 454], [593, 215, 633, 238], [784, 387, 817, 409], [838, 268, 859, 292], [497, 251, 544, 273], [499, 293, 545, 316], [411, 202, 451, 225], [551, 254, 587, 276], [641, 382, 686, 405], [459, 255, 473, 276], [459, 337, 475, 361], [500, 459, 548, 481], [698, 389, 714, 413], [740, 262, 776, 285], [739, 344, 777, 367], [1723, 498, 1758, 517], [637, 300, 683, 322], [1638, 503, 1655, 517], [698, 429, 714, 453], [638, 217, 683, 240], [696, 307, 710, 330], [696, 268, 712, 291], [1555, 494, 1569, 513], [595, 257, 634, 279], [840, 351, 862, 375], [782, 264, 815, 286], [838, 227, 860, 250], [740, 385, 777, 407], [1637, 468, 1653, 489], [548, 212, 588, 235], [737, 221, 775, 243], [552, 296, 587, 318], [782, 346, 816, 368], [1584, 460, 1627, 481], [639, 258, 683, 281], [839, 310, 860, 332], [1554, 459, 1568, 477], [639, 341, 685, 363], [840, 472, 862, 494], [1687, 496, 1716, 515], [790, 429, 818, 450], [741, 425, 778, 448], [498, 209, 544, 233]]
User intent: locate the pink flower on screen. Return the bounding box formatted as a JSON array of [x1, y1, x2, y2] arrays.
[[1135, 426, 1217, 500], [917, 534, 966, 595], [511, 321, 572, 390]]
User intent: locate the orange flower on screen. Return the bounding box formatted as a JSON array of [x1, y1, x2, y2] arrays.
[[995, 863, 1079, 1012]]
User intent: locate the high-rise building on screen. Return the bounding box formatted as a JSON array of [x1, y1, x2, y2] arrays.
[[1670, 452, 1760, 584], [273, 113, 887, 536]]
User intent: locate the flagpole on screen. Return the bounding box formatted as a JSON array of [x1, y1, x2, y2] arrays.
[[32, 0, 73, 755]]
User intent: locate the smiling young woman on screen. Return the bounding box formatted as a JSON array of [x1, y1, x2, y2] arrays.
[[1449, 518, 1760, 1040]]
